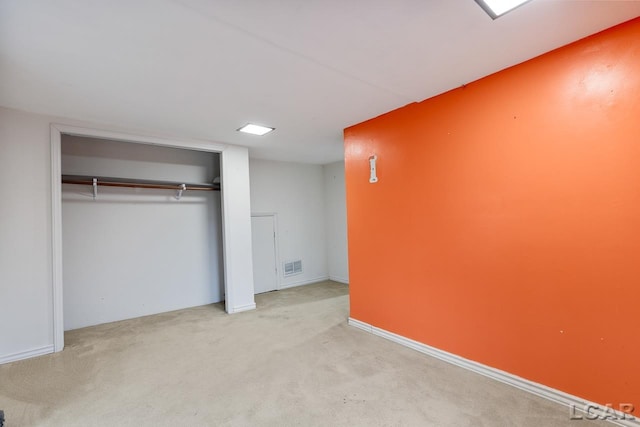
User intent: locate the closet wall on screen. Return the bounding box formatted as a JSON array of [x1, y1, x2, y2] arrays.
[[61, 136, 223, 330]]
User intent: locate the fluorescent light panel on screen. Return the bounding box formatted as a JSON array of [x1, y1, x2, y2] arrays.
[[475, 0, 532, 19], [237, 123, 275, 136]]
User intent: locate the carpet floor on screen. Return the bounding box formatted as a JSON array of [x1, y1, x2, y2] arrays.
[[0, 281, 607, 426]]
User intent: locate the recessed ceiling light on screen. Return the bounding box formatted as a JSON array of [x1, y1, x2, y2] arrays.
[[237, 123, 275, 136], [475, 0, 532, 19]]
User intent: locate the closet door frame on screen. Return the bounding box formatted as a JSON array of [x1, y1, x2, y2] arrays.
[[50, 124, 256, 352]]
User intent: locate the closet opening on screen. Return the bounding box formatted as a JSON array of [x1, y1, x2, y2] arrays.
[[50, 124, 257, 352], [60, 135, 225, 332]]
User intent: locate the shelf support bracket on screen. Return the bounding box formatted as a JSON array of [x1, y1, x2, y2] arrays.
[[176, 183, 186, 200]]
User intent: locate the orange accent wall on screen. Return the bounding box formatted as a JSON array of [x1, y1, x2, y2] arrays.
[[345, 18, 640, 408]]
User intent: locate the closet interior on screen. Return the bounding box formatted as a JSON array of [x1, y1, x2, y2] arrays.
[[60, 135, 224, 331]]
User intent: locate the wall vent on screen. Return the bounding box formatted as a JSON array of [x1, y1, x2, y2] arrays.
[[283, 260, 302, 277]]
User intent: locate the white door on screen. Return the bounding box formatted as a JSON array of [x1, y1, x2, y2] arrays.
[[251, 215, 278, 294]]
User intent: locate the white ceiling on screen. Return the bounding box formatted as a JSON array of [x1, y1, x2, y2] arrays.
[[1, 1, 639, 164]]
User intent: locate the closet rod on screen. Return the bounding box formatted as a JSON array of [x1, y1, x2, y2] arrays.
[[61, 175, 220, 191]]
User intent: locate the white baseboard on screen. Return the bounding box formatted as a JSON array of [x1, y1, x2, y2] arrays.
[[279, 276, 330, 290], [0, 345, 55, 365], [329, 276, 349, 285], [227, 302, 256, 314], [348, 318, 639, 427]]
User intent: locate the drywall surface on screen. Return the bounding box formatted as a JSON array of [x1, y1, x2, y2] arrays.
[[249, 159, 328, 288], [345, 18, 640, 409], [61, 136, 223, 330], [0, 107, 54, 361], [323, 162, 349, 283]]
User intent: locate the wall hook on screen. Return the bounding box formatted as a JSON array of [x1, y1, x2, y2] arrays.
[[92, 178, 98, 199], [369, 155, 378, 183]]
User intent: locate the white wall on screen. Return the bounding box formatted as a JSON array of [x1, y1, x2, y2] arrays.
[[0, 104, 347, 363], [61, 136, 223, 330], [249, 159, 328, 288], [0, 106, 255, 364], [323, 161, 349, 284], [0, 107, 55, 362]]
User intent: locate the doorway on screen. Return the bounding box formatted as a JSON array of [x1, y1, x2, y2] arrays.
[[251, 214, 279, 294]]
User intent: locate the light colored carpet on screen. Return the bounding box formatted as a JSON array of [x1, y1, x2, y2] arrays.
[[0, 281, 607, 426]]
